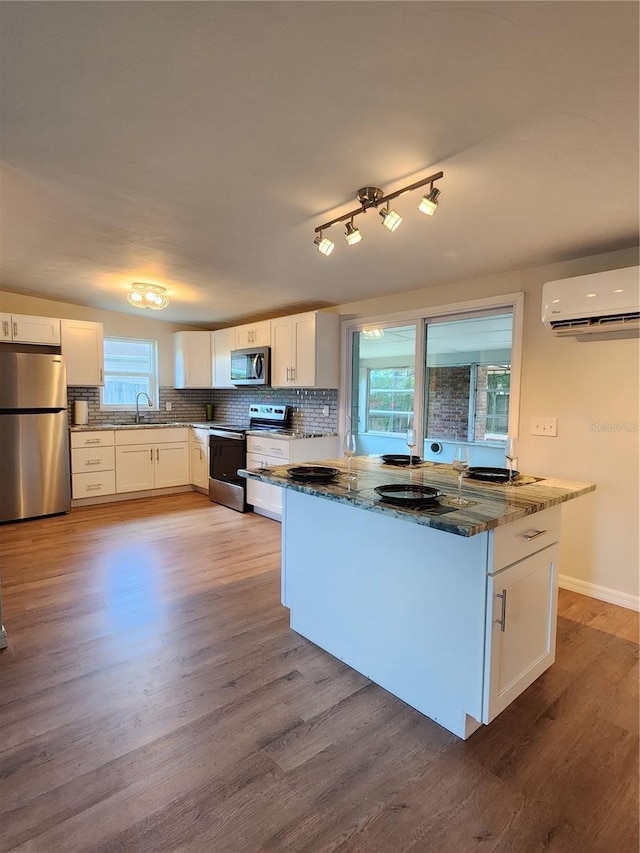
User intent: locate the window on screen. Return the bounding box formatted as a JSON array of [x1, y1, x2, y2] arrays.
[[101, 337, 159, 410], [425, 312, 513, 444], [367, 367, 415, 433]]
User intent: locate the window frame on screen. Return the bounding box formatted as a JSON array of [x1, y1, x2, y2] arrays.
[[365, 366, 416, 435], [340, 292, 524, 449], [100, 336, 160, 412]]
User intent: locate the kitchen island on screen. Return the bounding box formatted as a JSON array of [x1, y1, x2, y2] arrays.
[[240, 456, 595, 738]]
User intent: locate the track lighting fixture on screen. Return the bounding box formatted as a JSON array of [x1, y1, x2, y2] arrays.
[[314, 231, 335, 256], [418, 185, 441, 216], [345, 219, 362, 246], [313, 170, 443, 256]]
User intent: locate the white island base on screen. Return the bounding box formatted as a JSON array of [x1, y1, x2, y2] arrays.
[[282, 489, 560, 739]]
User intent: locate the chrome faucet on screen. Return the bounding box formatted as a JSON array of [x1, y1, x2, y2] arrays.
[[135, 391, 153, 423]]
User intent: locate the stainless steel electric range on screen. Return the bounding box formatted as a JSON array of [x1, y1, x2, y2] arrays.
[[208, 403, 291, 512]]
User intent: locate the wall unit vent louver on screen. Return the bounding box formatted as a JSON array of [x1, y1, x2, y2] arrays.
[[542, 266, 640, 341]]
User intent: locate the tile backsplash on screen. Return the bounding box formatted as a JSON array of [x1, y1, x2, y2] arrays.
[[67, 386, 339, 434]]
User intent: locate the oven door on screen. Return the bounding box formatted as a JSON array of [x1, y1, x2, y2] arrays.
[[209, 431, 248, 512]]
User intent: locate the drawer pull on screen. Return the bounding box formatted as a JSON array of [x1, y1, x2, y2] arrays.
[[85, 438, 101, 444], [495, 589, 507, 632], [85, 460, 101, 466], [522, 529, 547, 541], [86, 484, 103, 491]]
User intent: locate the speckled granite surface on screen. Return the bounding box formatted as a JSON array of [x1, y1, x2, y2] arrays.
[[69, 423, 335, 439], [239, 456, 595, 537]]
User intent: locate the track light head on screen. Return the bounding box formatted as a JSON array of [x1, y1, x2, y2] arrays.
[[314, 232, 335, 256], [345, 219, 362, 246], [379, 204, 403, 232], [418, 186, 441, 216]]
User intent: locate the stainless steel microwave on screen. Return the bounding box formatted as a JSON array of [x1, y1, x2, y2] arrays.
[[230, 346, 271, 385]]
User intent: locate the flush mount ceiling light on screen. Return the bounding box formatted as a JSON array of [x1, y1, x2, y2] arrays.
[[313, 170, 443, 256], [127, 282, 169, 310], [362, 328, 385, 339]]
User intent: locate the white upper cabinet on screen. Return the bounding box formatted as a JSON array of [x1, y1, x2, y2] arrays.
[[1, 314, 61, 345], [0, 314, 11, 341], [211, 328, 236, 388], [61, 319, 104, 386], [234, 320, 271, 349], [173, 332, 212, 388], [271, 311, 339, 388]]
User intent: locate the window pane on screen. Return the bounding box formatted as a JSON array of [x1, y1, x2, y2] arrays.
[[101, 337, 158, 409], [425, 313, 512, 446], [349, 325, 417, 456]]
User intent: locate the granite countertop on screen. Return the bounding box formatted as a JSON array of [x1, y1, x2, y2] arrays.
[[239, 455, 595, 537], [70, 422, 337, 439]]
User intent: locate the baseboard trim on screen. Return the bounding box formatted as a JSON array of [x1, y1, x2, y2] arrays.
[[72, 485, 193, 508], [559, 574, 640, 612]]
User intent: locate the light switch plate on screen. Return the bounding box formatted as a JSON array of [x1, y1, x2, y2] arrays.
[[531, 417, 557, 436]]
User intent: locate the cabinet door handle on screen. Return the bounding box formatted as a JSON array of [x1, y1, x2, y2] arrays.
[[99, 368, 103, 383], [150, 448, 153, 462], [291, 367, 295, 382], [522, 529, 547, 541], [156, 448, 159, 462], [494, 589, 507, 632], [3, 320, 8, 337], [184, 372, 188, 385], [13, 322, 18, 337]]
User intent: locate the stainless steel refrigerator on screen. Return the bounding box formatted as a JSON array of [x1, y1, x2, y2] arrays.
[[0, 351, 71, 522]]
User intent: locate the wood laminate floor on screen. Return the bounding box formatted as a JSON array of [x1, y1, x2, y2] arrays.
[[0, 493, 638, 853]]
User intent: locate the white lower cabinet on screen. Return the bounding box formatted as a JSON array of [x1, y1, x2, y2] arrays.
[[115, 428, 190, 494], [246, 434, 339, 521], [482, 507, 561, 723], [70, 430, 116, 499], [190, 428, 210, 492]]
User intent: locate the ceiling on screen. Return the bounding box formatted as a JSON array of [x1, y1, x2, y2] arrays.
[[0, 2, 638, 326]]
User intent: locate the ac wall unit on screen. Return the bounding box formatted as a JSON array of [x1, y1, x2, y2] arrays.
[[542, 266, 639, 340]]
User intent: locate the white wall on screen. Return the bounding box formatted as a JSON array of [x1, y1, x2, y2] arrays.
[[333, 246, 639, 608], [0, 291, 204, 386]]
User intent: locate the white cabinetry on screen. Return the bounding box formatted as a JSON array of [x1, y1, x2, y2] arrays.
[[61, 319, 104, 386], [271, 311, 339, 388], [482, 505, 561, 723], [246, 434, 339, 520], [115, 428, 190, 493], [173, 332, 212, 388], [190, 427, 210, 492], [211, 329, 236, 388], [0, 314, 61, 345], [0, 314, 11, 341], [234, 321, 271, 349], [70, 431, 116, 499]]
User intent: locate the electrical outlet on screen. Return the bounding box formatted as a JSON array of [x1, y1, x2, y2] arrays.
[[531, 417, 557, 436], [322, 405, 329, 417], [165, 401, 172, 412]]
